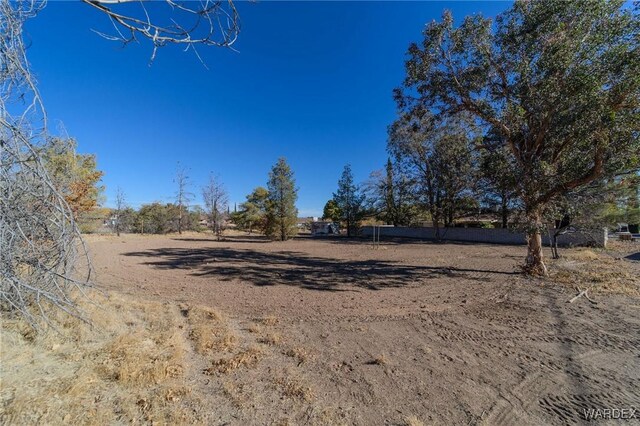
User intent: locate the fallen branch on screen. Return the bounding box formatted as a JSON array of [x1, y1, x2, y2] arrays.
[[568, 287, 598, 305]]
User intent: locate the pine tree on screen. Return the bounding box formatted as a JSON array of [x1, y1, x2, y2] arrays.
[[334, 164, 366, 237], [265, 158, 298, 241]]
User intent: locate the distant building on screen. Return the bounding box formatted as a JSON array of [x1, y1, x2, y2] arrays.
[[311, 221, 340, 236], [296, 217, 317, 230]]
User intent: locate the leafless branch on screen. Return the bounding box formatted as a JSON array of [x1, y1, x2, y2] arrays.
[[202, 173, 228, 240], [1, 0, 93, 327], [81, 0, 241, 63]]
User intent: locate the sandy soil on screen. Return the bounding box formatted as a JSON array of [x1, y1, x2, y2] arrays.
[[86, 233, 640, 425]]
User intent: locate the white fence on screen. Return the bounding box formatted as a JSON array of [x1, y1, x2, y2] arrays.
[[360, 226, 607, 248]]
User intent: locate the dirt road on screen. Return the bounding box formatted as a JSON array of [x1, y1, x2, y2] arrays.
[[87, 233, 640, 425]]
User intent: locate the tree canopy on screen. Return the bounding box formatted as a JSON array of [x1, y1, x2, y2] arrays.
[[41, 137, 104, 218], [231, 186, 270, 234], [333, 164, 366, 237], [394, 0, 640, 273], [265, 158, 298, 241], [322, 199, 342, 222]]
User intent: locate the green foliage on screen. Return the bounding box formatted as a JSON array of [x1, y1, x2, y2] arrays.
[[265, 158, 298, 241], [478, 128, 520, 228], [333, 164, 366, 236], [113, 207, 138, 233], [388, 114, 476, 233], [135, 203, 171, 234], [396, 0, 640, 271], [133, 203, 198, 234], [322, 199, 342, 222], [41, 137, 104, 217], [78, 207, 111, 234], [550, 173, 640, 230], [365, 158, 419, 226], [231, 186, 269, 233]]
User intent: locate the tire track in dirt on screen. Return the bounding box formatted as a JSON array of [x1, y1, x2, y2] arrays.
[[429, 299, 640, 425]]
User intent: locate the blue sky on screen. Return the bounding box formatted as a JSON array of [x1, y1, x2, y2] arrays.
[[26, 1, 509, 216]]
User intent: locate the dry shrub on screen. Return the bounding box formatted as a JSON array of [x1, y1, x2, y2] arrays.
[[0, 292, 206, 424], [205, 346, 264, 374], [371, 354, 388, 365], [183, 305, 222, 323], [404, 415, 425, 426], [273, 376, 314, 402]]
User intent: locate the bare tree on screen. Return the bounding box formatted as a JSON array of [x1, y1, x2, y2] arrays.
[[1, 0, 93, 326], [113, 187, 126, 236], [364, 158, 418, 227], [1, 0, 243, 325], [174, 163, 194, 235], [202, 174, 229, 240]]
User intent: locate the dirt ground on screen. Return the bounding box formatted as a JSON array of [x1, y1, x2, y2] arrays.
[[85, 233, 640, 425]]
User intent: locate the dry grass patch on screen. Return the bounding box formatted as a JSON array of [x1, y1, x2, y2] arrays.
[[273, 375, 314, 402], [257, 315, 279, 326], [0, 293, 203, 424], [549, 248, 640, 297], [566, 249, 600, 261], [205, 346, 264, 374], [184, 305, 237, 354], [403, 415, 425, 426], [189, 325, 237, 354]]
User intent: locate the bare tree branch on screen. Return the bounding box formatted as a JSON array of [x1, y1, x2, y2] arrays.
[[1, 0, 93, 326], [81, 0, 241, 63]]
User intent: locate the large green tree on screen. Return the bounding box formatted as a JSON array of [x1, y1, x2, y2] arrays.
[[322, 199, 342, 222], [395, 0, 640, 274], [478, 129, 519, 229], [389, 114, 476, 238], [231, 186, 269, 234], [333, 164, 366, 237], [265, 158, 298, 241]]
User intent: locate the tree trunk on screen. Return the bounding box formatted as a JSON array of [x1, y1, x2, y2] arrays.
[[525, 215, 548, 275], [501, 195, 508, 229], [432, 211, 441, 241]]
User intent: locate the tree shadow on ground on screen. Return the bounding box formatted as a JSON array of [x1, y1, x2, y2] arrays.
[[123, 247, 518, 291], [172, 235, 271, 244], [625, 252, 640, 262]]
